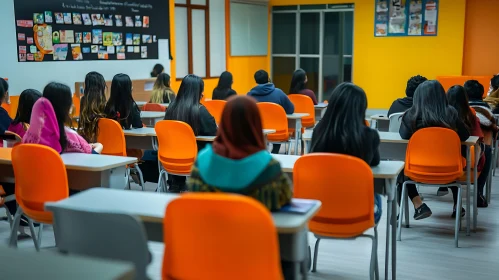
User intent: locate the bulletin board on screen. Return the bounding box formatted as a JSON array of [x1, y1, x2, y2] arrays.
[[13, 0, 170, 62], [374, 0, 439, 37]]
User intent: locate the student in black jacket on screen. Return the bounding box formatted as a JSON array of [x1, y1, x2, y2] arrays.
[[388, 75, 427, 116], [464, 79, 491, 109], [104, 74, 143, 129], [164, 74, 217, 192], [311, 82, 382, 223], [399, 80, 470, 220], [0, 80, 12, 134], [212, 71, 237, 100]]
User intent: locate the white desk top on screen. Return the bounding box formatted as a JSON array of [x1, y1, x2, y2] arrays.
[[287, 113, 310, 119], [124, 128, 276, 138], [0, 245, 135, 280], [46, 188, 321, 234], [272, 154, 404, 179], [370, 114, 389, 121], [140, 111, 164, 119], [314, 103, 328, 109]]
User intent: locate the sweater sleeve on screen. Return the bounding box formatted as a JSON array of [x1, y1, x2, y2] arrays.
[[302, 89, 318, 105], [279, 91, 295, 114], [399, 113, 413, 140], [199, 105, 217, 136], [129, 103, 143, 128]]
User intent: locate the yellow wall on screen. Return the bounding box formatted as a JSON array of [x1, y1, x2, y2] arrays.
[[269, 0, 467, 108]]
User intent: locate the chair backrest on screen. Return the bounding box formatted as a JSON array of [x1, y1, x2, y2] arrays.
[[97, 118, 127, 157], [143, 103, 166, 112], [1, 131, 22, 148], [293, 153, 374, 237], [288, 95, 315, 127], [203, 100, 227, 124], [388, 112, 404, 133], [12, 144, 69, 224], [405, 127, 463, 184], [163, 193, 283, 280], [155, 120, 197, 175], [46, 207, 149, 280], [256, 102, 289, 141]]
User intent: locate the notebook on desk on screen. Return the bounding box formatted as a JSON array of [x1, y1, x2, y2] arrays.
[[279, 199, 317, 214]]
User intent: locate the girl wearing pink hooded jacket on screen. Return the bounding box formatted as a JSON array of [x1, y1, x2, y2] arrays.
[[23, 82, 103, 154]]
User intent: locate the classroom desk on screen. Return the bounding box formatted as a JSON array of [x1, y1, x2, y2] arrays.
[[370, 114, 390, 132], [136, 101, 169, 109], [303, 130, 480, 234], [140, 111, 164, 127], [0, 245, 135, 280], [314, 103, 328, 122], [273, 154, 403, 280], [0, 149, 136, 190], [46, 188, 321, 280], [287, 113, 309, 155]]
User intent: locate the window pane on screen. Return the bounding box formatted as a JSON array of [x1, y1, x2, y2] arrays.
[[192, 9, 207, 78], [272, 13, 296, 54], [272, 57, 295, 93], [273, 6, 297, 11], [323, 12, 340, 55], [343, 12, 353, 55], [191, 0, 206, 5], [323, 54, 342, 102], [299, 57, 319, 97], [210, 0, 226, 76], [175, 0, 187, 4], [175, 7, 189, 78], [343, 56, 352, 83], [300, 13, 320, 55], [300, 4, 326, 10]]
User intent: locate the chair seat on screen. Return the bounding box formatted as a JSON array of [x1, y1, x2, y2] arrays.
[[267, 130, 290, 142], [310, 218, 374, 239], [160, 157, 194, 175], [23, 209, 53, 224]]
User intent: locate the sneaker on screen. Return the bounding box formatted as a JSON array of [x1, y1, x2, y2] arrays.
[[414, 203, 432, 220], [477, 194, 488, 208], [437, 187, 449, 196], [452, 207, 466, 218]]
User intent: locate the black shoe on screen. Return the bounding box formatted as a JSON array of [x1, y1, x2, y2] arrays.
[[414, 203, 432, 220], [477, 194, 488, 208], [451, 207, 466, 218], [437, 187, 449, 196]]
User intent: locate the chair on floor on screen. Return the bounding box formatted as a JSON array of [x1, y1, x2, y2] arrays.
[[155, 120, 197, 192], [45, 207, 150, 280], [388, 112, 404, 133], [97, 118, 145, 191], [257, 102, 291, 154], [293, 153, 379, 279], [143, 103, 166, 112], [288, 94, 316, 129], [203, 100, 226, 125], [9, 144, 69, 251], [397, 127, 465, 247], [163, 193, 283, 280]]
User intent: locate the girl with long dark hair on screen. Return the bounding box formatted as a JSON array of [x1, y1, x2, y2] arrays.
[[104, 73, 142, 129], [212, 71, 237, 100], [289, 69, 318, 105], [400, 80, 470, 219], [7, 89, 42, 138], [79, 71, 107, 142], [310, 82, 382, 223]]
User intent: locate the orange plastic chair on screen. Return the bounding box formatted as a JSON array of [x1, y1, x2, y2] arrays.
[[155, 120, 197, 192], [293, 153, 378, 277], [203, 100, 227, 124], [10, 144, 69, 250], [163, 193, 283, 280], [257, 102, 291, 153], [97, 118, 145, 190], [398, 127, 464, 247], [289, 94, 315, 129], [143, 103, 166, 112]]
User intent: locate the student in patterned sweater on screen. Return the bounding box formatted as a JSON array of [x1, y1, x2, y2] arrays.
[[188, 95, 292, 211]]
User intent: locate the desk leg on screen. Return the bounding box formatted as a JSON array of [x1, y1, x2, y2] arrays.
[[473, 143, 479, 231], [466, 146, 471, 236], [304, 139, 310, 155], [384, 197, 391, 280], [295, 119, 302, 155], [390, 178, 397, 280]]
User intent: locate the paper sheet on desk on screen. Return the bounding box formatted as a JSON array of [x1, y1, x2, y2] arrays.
[[279, 199, 316, 214]]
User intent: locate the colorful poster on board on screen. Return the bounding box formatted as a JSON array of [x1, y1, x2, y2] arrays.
[[424, 0, 438, 35], [408, 0, 423, 35]]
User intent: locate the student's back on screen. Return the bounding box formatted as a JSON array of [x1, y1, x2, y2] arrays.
[[388, 75, 427, 116], [248, 70, 294, 114], [79, 72, 107, 142], [0, 80, 12, 134], [104, 73, 142, 129], [289, 69, 318, 105], [212, 71, 237, 100], [8, 89, 42, 138], [188, 96, 292, 211]]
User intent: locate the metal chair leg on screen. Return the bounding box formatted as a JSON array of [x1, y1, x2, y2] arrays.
[[134, 165, 146, 191], [311, 238, 321, 272], [404, 192, 410, 228], [286, 142, 292, 155], [9, 207, 23, 247], [397, 183, 407, 241], [370, 228, 379, 280], [27, 218, 39, 251], [455, 186, 463, 248], [126, 168, 131, 190], [157, 170, 165, 193], [37, 223, 44, 249], [4, 205, 13, 227]]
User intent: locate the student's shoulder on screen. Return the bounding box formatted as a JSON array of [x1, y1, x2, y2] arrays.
[[363, 126, 380, 142]]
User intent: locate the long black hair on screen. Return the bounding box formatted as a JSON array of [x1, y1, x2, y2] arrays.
[[289, 69, 307, 94], [80, 71, 107, 142], [105, 73, 136, 126], [12, 89, 42, 125], [447, 85, 475, 132], [164, 74, 204, 134], [43, 82, 73, 151], [212, 71, 234, 100], [151, 63, 164, 78], [310, 82, 368, 157], [404, 80, 457, 130]]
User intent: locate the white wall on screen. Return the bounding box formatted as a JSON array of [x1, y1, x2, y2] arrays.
[[0, 0, 171, 95]]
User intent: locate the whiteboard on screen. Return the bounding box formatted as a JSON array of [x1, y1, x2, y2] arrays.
[[230, 2, 268, 56]]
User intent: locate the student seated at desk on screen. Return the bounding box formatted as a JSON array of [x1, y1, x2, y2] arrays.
[[151, 63, 164, 78], [7, 89, 42, 138], [164, 74, 217, 192], [188, 96, 292, 211], [466, 80, 491, 109], [0, 80, 12, 134], [309, 82, 382, 223], [104, 74, 143, 129], [212, 71, 237, 101], [399, 80, 470, 219], [484, 76, 499, 112], [79, 72, 107, 142], [448, 86, 491, 208], [388, 75, 427, 117], [150, 73, 175, 103], [289, 68, 318, 105], [23, 82, 103, 154]]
